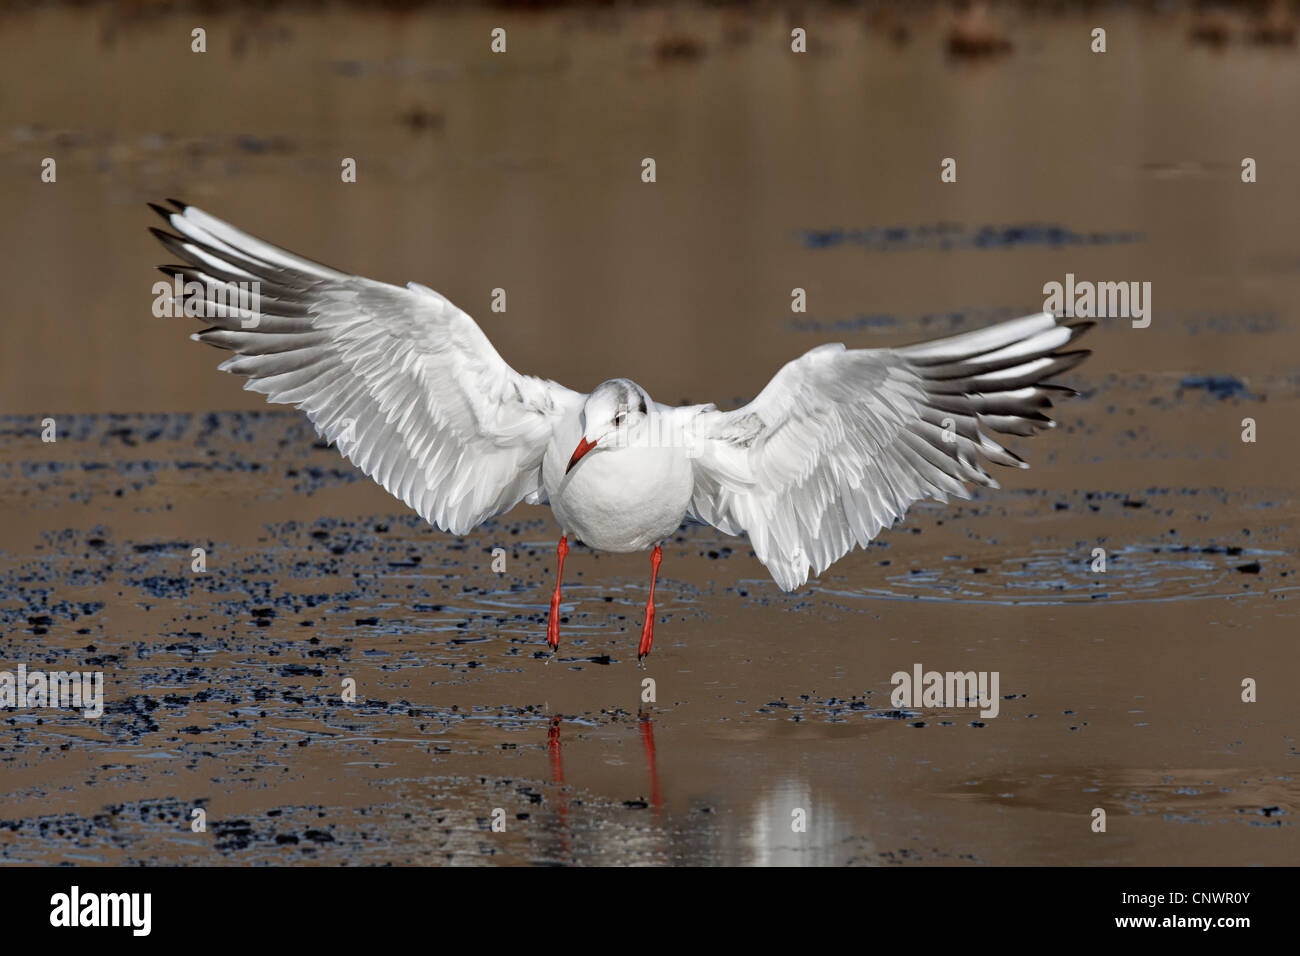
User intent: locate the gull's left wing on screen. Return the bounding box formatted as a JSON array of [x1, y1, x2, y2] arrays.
[[686, 313, 1091, 590]]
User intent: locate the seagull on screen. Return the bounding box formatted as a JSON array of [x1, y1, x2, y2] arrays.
[[148, 200, 1092, 661]]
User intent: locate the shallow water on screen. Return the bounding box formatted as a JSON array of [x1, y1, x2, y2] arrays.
[[0, 4, 1297, 865]]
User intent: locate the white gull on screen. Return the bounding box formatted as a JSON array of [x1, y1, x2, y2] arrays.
[[149, 200, 1092, 660]]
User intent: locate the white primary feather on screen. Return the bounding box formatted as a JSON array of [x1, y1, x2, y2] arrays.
[[150, 200, 582, 535]]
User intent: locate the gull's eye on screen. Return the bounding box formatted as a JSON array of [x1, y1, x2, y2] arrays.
[[614, 413, 625, 426]]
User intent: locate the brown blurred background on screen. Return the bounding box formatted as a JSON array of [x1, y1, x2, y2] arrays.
[[0, 0, 1296, 866]]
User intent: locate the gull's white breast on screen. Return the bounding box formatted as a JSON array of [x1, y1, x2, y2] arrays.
[[542, 414, 694, 553]]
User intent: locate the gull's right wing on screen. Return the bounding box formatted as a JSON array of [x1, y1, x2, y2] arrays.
[[149, 200, 584, 534]]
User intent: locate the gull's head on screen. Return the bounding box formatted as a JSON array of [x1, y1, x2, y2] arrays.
[[566, 378, 650, 474]]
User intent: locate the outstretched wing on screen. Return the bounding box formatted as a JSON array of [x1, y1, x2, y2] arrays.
[[688, 313, 1091, 590], [149, 200, 582, 534]]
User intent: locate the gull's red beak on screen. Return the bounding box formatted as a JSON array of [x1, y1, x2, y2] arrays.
[[565, 437, 596, 474]]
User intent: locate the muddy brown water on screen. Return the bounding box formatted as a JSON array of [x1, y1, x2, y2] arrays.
[[0, 4, 1297, 865]]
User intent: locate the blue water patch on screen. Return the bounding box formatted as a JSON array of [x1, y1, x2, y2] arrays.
[[798, 223, 1144, 252], [1178, 375, 1260, 400], [789, 305, 1025, 334], [0, 410, 317, 446], [1168, 311, 1283, 336]]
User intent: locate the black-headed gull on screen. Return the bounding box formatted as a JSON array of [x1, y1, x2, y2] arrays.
[[149, 201, 1091, 660]]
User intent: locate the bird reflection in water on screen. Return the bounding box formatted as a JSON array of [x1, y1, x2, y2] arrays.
[[544, 711, 665, 862]]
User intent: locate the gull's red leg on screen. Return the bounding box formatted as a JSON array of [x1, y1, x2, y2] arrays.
[[548, 535, 569, 655], [638, 544, 663, 660], [547, 535, 568, 651]]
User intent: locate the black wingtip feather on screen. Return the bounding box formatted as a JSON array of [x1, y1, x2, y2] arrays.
[[1064, 321, 1096, 345], [150, 228, 199, 266], [1055, 348, 1092, 366], [166, 198, 188, 211], [193, 331, 230, 350]]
